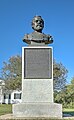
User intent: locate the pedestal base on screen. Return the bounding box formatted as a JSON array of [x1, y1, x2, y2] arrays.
[[13, 102, 62, 118]]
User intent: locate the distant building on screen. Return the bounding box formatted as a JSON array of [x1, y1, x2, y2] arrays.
[[0, 79, 5, 104], [0, 79, 22, 104], [3, 90, 22, 104]]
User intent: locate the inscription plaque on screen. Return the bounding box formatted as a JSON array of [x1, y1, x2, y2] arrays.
[[24, 48, 52, 79]]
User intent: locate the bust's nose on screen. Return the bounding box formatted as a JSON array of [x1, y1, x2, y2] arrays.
[[38, 21, 41, 24]]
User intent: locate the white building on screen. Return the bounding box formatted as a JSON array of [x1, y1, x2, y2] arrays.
[[4, 90, 22, 104], [0, 79, 5, 104], [0, 79, 22, 104]]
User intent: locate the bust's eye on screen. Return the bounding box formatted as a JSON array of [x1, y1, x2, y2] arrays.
[[36, 20, 38, 22]]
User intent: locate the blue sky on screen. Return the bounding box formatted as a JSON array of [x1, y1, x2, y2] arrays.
[[0, 0, 74, 82]]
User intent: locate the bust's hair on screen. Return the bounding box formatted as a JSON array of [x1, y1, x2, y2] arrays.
[[31, 16, 44, 29]]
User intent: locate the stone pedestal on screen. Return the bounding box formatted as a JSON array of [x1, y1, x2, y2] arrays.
[[13, 103, 62, 118], [22, 79, 53, 103], [13, 46, 62, 118]]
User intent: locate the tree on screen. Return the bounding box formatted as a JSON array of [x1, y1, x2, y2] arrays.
[[1, 55, 22, 90], [1, 56, 68, 91], [65, 77, 74, 108], [53, 60, 68, 91], [54, 77, 74, 108]]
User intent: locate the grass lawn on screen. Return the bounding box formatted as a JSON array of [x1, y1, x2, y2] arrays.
[[0, 104, 12, 116], [63, 108, 74, 112], [63, 108, 74, 116]]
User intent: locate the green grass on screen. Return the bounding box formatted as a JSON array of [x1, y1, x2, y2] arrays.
[[63, 108, 74, 117], [0, 104, 12, 116], [63, 108, 74, 112]]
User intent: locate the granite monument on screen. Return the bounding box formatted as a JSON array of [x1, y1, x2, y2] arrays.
[[13, 16, 62, 118]]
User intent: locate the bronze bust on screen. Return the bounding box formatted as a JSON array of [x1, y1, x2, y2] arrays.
[[23, 16, 53, 44]]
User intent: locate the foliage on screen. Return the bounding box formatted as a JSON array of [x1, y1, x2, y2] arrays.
[[54, 77, 74, 108], [1, 55, 22, 90], [53, 60, 68, 91]]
